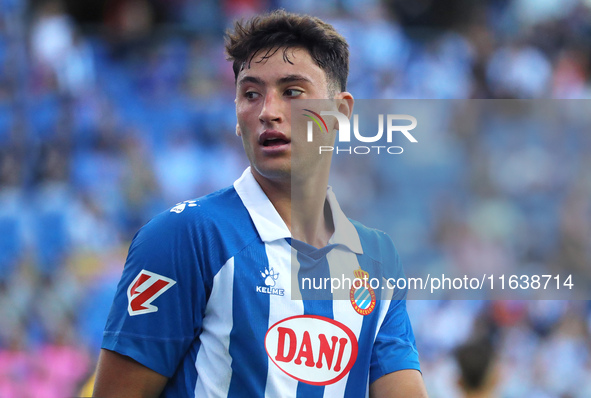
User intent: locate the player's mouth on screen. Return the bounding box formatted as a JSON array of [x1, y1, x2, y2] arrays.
[[259, 130, 290, 153]]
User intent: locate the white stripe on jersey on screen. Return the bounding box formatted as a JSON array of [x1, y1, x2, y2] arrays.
[[290, 244, 303, 302], [324, 248, 364, 398], [264, 239, 303, 398], [195, 257, 235, 397]]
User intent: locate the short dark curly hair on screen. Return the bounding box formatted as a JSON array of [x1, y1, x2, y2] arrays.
[[225, 10, 349, 94]]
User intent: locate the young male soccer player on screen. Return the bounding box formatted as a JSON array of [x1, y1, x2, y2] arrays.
[[93, 10, 428, 398]]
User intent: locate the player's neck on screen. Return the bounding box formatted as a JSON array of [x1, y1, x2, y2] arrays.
[[290, 178, 334, 249], [252, 169, 334, 249]]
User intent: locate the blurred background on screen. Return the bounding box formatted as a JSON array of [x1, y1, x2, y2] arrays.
[[0, 0, 590, 396]]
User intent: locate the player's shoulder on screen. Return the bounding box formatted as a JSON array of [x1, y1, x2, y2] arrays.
[[155, 185, 246, 222], [135, 185, 256, 247], [349, 219, 405, 281], [349, 218, 400, 263]]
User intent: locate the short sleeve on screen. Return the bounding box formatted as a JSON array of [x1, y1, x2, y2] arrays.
[[369, 299, 421, 384], [101, 211, 205, 378], [369, 232, 420, 384]]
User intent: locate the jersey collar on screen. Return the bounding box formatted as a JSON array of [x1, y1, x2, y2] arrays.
[[234, 167, 291, 243], [234, 167, 363, 254], [326, 186, 363, 254]]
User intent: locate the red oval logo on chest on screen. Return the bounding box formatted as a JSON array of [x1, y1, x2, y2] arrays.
[[264, 315, 359, 385]]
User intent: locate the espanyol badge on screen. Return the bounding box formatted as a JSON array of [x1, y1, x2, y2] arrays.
[[349, 268, 376, 316]]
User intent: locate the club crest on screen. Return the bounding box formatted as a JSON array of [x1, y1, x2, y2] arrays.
[[349, 268, 376, 316]]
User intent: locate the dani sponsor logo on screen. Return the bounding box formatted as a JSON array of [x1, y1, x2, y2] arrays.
[[264, 315, 358, 385]]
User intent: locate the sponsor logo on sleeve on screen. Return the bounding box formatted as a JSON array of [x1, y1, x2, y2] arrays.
[[127, 270, 176, 316], [170, 200, 197, 214], [264, 315, 358, 385]]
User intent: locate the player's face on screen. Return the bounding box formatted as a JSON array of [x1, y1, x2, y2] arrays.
[[235, 47, 333, 183]]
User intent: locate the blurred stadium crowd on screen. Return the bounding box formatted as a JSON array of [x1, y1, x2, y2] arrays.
[[0, 0, 590, 396]]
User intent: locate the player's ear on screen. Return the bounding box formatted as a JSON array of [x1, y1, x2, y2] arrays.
[[327, 93, 354, 132], [335, 91, 355, 129], [236, 124, 242, 137], [335, 92, 354, 120]]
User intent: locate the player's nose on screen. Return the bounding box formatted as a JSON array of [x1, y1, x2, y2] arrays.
[[259, 92, 283, 125]]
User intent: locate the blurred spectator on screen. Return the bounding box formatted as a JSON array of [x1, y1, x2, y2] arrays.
[[0, 148, 27, 281], [103, 0, 156, 58], [30, 0, 95, 96], [486, 43, 552, 98], [454, 337, 498, 398]]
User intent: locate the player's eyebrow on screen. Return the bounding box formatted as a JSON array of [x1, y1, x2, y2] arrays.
[[238, 74, 312, 88], [238, 76, 265, 88], [276, 74, 312, 85]]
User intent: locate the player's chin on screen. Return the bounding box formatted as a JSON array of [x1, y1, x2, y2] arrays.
[[254, 160, 292, 182]]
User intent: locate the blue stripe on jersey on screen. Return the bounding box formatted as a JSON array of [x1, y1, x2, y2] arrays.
[[227, 241, 270, 398], [165, 339, 200, 395], [295, 244, 335, 398], [343, 254, 381, 398], [187, 186, 261, 398]]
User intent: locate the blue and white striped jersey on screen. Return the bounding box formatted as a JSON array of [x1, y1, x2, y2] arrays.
[[102, 168, 420, 397]]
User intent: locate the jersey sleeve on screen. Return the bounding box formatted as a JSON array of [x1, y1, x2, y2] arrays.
[[369, 299, 420, 383], [369, 232, 420, 384], [102, 210, 207, 378]]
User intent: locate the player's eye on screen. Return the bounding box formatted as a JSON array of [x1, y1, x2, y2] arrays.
[[245, 91, 261, 100], [284, 89, 303, 97]]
